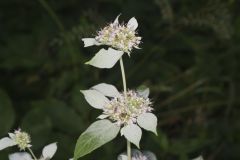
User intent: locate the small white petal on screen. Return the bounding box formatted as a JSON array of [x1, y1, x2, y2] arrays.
[[113, 14, 121, 25], [137, 113, 158, 135], [92, 83, 120, 97], [85, 48, 124, 69], [121, 124, 142, 148], [82, 38, 100, 47], [0, 137, 16, 150], [97, 114, 109, 119], [9, 152, 32, 160], [80, 89, 110, 109], [127, 17, 138, 30], [42, 142, 58, 159]]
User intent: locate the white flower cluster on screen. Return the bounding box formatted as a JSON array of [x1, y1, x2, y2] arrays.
[[95, 15, 141, 54], [103, 90, 153, 126], [0, 128, 58, 160], [10, 130, 31, 150]]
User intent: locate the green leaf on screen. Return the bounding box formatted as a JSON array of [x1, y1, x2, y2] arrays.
[[80, 89, 109, 109], [85, 48, 123, 69], [0, 89, 15, 137], [137, 113, 158, 135], [121, 124, 142, 148], [74, 120, 120, 159]]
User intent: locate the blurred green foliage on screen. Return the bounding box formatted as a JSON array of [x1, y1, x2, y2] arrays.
[[0, 0, 240, 159]]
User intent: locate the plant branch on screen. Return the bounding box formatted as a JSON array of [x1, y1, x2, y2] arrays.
[[27, 147, 38, 160], [119, 57, 131, 160]]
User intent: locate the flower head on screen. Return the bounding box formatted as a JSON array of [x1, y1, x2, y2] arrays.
[[82, 15, 141, 55], [81, 83, 158, 148], [103, 90, 153, 126], [9, 129, 31, 150], [0, 129, 31, 151], [95, 15, 141, 54]]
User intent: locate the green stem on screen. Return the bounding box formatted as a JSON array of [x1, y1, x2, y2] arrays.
[[120, 58, 127, 96], [27, 147, 37, 160], [119, 57, 131, 160]]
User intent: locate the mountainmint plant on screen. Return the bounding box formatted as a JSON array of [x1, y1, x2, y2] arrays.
[[0, 128, 58, 160], [74, 15, 158, 160]]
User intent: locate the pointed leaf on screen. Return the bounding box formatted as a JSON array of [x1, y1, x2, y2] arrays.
[[42, 142, 57, 159], [74, 120, 120, 159], [137, 113, 158, 135], [0, 137, 16, 150], [80, 90, 109, 109], [92, 83, 120, 97], [127, 17, 138, 30], [85, 48, 124, 69], [121, 124, 142, 148]]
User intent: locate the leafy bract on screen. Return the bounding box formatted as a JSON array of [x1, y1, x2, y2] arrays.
[[92, 83, 120, 97], [74, 120, 120, 159], [80, 90, 109, 109], [85, 48, 123, 69], [121, 124, 142, 148], [137, 113, 158, 135]]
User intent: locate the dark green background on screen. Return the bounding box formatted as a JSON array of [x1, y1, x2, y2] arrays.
[[0, 0, 239, 159]]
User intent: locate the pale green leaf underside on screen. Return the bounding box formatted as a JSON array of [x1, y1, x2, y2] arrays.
[[92, 83, 120, 97], [80, 89, 109, 109], [121, 124, 142, 148], [85, 48, 124, 69], [74, 120, 120, 159], [137, 113, 158, 135]]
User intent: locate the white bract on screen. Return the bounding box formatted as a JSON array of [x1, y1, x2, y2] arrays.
[[81, 83, 158, 148], [0, 129, 31, 151], [118, 149, 157, 160], [8, 142, 57, 160]]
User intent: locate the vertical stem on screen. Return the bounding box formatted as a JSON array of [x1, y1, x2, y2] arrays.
[[120, 58, 127, 96], [27, 147, 37, 160], [127, 140, 131, 160], [119, 57, 131, 160]]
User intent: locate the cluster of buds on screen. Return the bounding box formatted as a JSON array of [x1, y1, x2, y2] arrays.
[[103, 90, 153, 126], [94, 15, 141, 54]]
